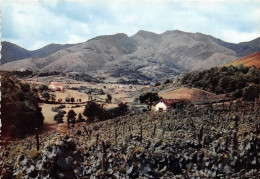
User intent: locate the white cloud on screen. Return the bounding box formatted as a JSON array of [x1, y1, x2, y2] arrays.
[[221, 30, 260, 43], [1, 2, 94, 49], [1, 0, 260, 50]]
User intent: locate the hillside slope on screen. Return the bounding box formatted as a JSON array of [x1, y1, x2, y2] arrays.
[[1, 42, 31, 64], [159, 87, 224, 102], [225, 52, 260, 68], [1, 41, 75, 64]]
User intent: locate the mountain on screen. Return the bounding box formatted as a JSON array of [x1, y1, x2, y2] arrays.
[[210, 36, 260, 57], [1, 41, 75, 64], [225, 52, 260, 68], [1, 30, 259, 82], [1, 42, 31, 64], [30, 43, 75, 58]]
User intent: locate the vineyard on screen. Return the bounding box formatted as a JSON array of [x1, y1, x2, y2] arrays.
[[1, 100, 259, 178]]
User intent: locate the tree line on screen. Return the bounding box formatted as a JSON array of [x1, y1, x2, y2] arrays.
[[180, 65, 260, 101]]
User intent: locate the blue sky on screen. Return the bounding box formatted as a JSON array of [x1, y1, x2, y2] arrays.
[[1, 0, 260, 50]]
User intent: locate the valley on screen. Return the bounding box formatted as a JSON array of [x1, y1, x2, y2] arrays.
[[0, 29, 259, 178]]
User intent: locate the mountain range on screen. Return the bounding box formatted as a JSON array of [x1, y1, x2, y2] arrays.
[[1, 30, 260, 82], [1, 42, 74, 64]]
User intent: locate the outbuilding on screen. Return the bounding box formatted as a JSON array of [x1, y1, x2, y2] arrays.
[[154, 101, 168, 112], [154, 99, 177, 112]]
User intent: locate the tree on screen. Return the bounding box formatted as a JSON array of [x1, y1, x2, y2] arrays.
[[50, 94, 56, 102], [54, 111, 64, 123], [42, 91, 50, 102], [218, 76, 229, 92], [83, 101, 104, 122], [154, 82, 161, 87], [232, 89, 243, 99], [58, 98, 62, 103], [71, 97, 75, 103], [38, 84, 48, 93], [139, 92, 160, 109], [242, 85, 259, 101], [67, 109, 77, 126], [164, 79, 171, 85], [78, 98, 82, 103], [117, 102, 128, 115], [65, 97, 70, 103], [1, 75, 44, 137], [77, 113, 85, 122], [106, 94, 112, 103]]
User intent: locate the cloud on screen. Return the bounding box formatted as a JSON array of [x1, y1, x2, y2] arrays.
[[1, 0, 260, 50]]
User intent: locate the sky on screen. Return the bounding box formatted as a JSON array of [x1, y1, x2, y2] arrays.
[[1, 0, 260, 50]]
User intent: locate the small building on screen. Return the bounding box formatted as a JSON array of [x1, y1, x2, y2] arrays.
[[48, 82, 65, 92], [154, 99, 177, 112], [154, 101, 168, 112]]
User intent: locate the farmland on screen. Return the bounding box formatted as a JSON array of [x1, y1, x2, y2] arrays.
[[1, 65, 259, 178], [1, 99, 259, 178]]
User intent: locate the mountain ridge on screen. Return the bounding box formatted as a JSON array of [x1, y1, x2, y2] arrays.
[[1, 41, 76, 64], [1, 30, 260, 82]]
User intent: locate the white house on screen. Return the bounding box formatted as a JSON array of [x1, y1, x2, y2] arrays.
[[48, 82, 65, 92], [154, 101, 168, 112], [154, 99, 177, 112]]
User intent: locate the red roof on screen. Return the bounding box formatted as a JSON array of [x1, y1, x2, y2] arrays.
[[50, 82, 63, 86], [162, 99, 177, 106]]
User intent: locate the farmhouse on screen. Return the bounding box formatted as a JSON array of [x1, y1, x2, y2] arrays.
[[154, 99, 176, 112], [48, 82, 65, 92]]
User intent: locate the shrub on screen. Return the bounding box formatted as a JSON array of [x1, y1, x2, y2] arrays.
[[54, 111, 64, 123], [232, 89, 243, 99], [42, 91, 50, 102], [51, 107, 59, 112], [154, 82, 161, 87], [38, 84, 48, 92], [83, 101, 104, 122], [65, 97, 70, 103], [58, 104, 66, 109], [242, 85, 259, 101]]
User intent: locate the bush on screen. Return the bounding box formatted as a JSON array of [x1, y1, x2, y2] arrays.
[[164, 79, 171, 84], [65, 97, 70, 103], [38, 84, 48, 92], [58, 104, 66, 109], [104, 103, 129, 119], [71, 104, 81, 108], [232, 89, 243, 99], [83, 101, 104, 122], [154, 82, 161, 87], [51, 107, 59, 112], [42, 91, 50, 102], [54, 111, 64, 123], [242, 85, 259, 101]]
